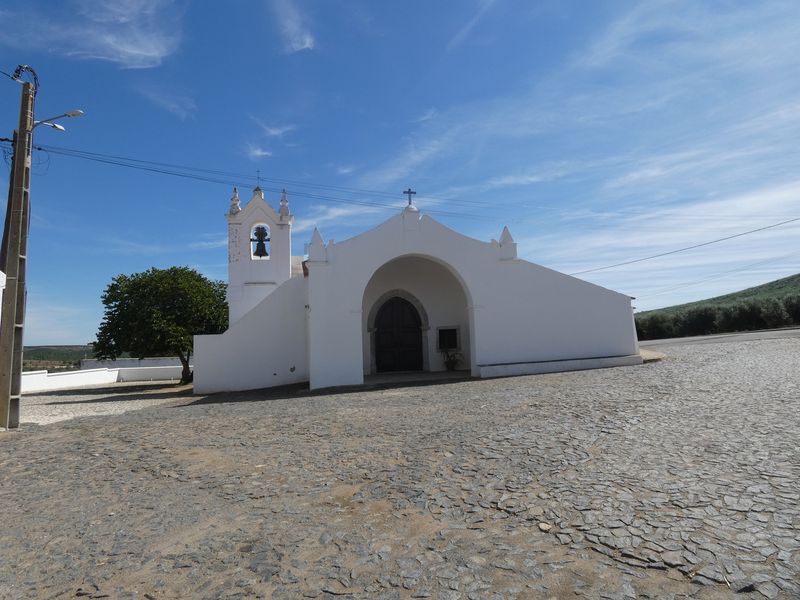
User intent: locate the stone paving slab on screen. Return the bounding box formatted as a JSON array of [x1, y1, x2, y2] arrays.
[[1, 338, 798, 599]]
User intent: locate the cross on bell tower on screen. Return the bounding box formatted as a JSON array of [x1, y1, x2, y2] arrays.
[[403, 188, 416, 206]]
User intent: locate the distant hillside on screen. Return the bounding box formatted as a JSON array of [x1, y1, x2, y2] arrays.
[[639, 273, 800, 316], [23, 345, 94, 372], [635, 273, 800, 340]]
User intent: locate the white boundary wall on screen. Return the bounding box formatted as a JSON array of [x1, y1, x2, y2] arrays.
[[80, 357, 183, 369], [21, 365, 184, 393]]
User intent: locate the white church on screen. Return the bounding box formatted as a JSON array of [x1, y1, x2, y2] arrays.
[[193, 187, 641, 393]]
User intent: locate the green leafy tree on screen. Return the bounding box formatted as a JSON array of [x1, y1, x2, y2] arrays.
[[677, 306, 720, 337], [94, 267, 228, 383], [783, 294, 800, 325], [725, 300, 766, 332], [760, 297, 790, 328], [635, 312, 676, 340]]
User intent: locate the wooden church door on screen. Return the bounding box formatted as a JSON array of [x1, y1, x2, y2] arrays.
[[375, 297, 423, 372]]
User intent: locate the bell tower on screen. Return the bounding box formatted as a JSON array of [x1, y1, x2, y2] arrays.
[[226, 186, 294, 325]]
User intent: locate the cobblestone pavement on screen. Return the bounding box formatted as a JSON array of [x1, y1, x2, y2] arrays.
[[1, 338, 798, 599], [18, 382, 194, 426]]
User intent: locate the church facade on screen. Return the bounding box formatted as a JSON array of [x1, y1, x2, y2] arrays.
[[193, 188, 641, 393]]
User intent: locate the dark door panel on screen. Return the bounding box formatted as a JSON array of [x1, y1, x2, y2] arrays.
[[375, 297, 423, 372]]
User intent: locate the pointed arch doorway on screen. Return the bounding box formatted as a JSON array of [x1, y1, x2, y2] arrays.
[[374, 296, 423, 372]]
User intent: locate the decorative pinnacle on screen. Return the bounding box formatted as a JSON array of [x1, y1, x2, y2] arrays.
[[229, 186, 241, 214], [499, 226, 514, 245], [279, 188, 290, 217]]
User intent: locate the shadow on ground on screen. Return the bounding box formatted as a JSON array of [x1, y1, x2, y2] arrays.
[[180, 372, 476, 407], [38, 383, 190, 405]]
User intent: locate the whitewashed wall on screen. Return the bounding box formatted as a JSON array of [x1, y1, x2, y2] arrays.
[[306, 209, 639, 390], [116, 366, 184, 382], [193, 275, 308, 393], [21, 365, 183, 393], [194, 207, 639, 394], [226, 189, 293, 325], [81, 357, 183, 369], [22, 369, 119, 392]]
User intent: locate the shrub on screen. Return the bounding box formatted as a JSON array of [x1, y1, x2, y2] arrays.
[[760, 298, 790, 328], [716, 301, 765, 332], [634, 317, 646, 340], [677, 306, 719, 336], [635, 292, 799, 340], [635, 312, 677, 340], [783, 294, 800, 325]]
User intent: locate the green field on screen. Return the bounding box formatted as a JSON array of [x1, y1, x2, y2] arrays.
[[636, 273, 800, 340], [22, 345, 94, 372]]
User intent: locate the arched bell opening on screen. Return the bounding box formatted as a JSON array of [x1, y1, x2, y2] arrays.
[[250, 223, 271, 260]]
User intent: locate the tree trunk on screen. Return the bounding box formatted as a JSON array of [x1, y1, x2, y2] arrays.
[[178, 351, 192, 384]]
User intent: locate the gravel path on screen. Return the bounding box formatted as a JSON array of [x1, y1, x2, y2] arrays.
[[1, 338, 798, 599]]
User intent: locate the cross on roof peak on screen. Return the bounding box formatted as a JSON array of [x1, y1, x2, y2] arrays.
[[403, 188, 416, 206]]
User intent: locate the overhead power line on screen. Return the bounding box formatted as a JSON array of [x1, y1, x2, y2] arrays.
[[637, 250, 800, 300], [28, 142, 504, 209], [2, 138, 797, 274], [570, 217, 800, 276], [21, 142, 484, 221]]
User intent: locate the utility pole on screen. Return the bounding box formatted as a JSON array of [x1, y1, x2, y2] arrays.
[[0, 70, 35, 429]]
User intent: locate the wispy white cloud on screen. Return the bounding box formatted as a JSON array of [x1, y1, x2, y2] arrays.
[[137, 85, 196, 119], [577, 1, 800, 72], [293, 204, 386, 235], [360, 1, 800, 234], [100, 231, 228, 256], [516, 181, 800, 309], [481, 162, 579, 190], [447, 0, 497, 50], [336, 164, 356, 175], [188, 237, 228, 250], [270, 0, 315, 53], [0, 0, 183, 68], [413, 108, 438, 123], [246, 144, 273, 160], [357, 126, 463, 188], [577, 2, 667, 69], [264, 125, 295, 137], [250, 116, 296, 138]]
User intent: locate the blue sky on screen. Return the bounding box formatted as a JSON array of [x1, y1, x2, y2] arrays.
[[1, 0, 799, 345]]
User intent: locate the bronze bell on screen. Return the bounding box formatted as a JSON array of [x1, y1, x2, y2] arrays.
[[251, 226, 270, 257]]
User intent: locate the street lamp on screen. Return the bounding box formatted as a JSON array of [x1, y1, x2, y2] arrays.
[[0, 65, 83, 429], [34, 109, 84, 131]]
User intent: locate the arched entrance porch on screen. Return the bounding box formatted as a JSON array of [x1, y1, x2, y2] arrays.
[[362, 255, 471, 375]]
